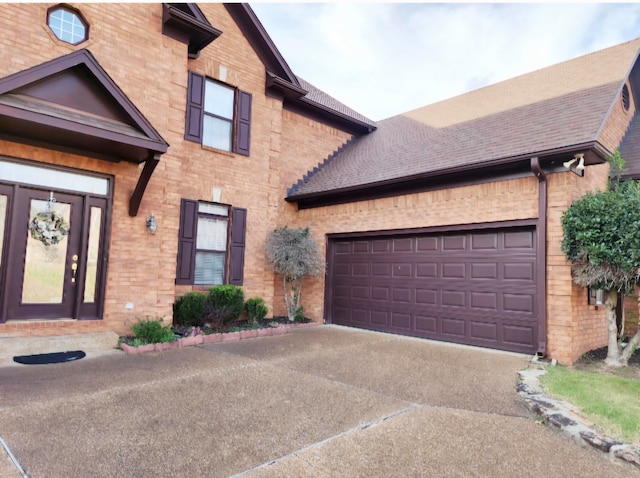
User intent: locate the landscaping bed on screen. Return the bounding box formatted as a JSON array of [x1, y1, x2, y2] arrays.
[[119, 317, 318, 355]]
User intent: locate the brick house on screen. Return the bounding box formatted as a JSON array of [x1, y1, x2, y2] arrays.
[[0, 3, 638, 364]]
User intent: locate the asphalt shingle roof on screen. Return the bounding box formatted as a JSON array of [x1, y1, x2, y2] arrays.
[[288, 38, 640, 199], [297, 76, 375, 126]]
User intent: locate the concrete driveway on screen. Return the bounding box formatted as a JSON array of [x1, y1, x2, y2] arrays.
[[0, 325, 635, 477]]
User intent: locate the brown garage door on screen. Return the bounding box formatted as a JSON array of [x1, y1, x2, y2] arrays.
[[327, 227, 539, 354]]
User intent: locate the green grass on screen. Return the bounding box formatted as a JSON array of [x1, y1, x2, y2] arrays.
[[541, 366, 640, 443]]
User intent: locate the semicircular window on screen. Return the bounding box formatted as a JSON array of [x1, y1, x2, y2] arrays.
[[47, 5, 89, 45]]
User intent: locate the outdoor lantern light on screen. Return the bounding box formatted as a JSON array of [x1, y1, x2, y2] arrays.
[[146, 214, 157, 235]]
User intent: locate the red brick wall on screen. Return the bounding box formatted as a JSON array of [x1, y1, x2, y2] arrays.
[[0, 4, 355, 337], [290, 177, 540, 322]]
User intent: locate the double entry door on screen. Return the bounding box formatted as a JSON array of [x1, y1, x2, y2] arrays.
[[0, 183, 108, 321]]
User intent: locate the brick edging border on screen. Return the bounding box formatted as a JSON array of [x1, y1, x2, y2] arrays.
[[518, 361, 640, 470], [120, 322, 320, 355]]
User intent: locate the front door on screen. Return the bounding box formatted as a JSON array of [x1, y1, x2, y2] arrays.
[[1, 184, 108, 321], [6, 188, 84, 319]]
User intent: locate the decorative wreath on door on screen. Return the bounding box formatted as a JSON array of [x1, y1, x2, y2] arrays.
[[28, 210, 70, 247]]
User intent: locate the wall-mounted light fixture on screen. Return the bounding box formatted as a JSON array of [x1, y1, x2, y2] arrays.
[[146, 213, 157, 235], [563, 153, 585, 176]]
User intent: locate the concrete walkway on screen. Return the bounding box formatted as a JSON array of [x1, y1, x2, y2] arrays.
[[0, 326, 636, 477]]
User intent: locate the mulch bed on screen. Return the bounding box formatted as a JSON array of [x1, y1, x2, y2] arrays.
[[172, 316, 311, 338]]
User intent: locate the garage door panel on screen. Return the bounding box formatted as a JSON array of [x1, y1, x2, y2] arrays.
[[443, 235, 466, 251], [372, 239, 390, 253], [417, 237, 438, 251], [353, 241, 371, 253], [416, 288, 437, 304], [503, 293, 534, 313], [352, 263, 370, 276], [391, 312, 412, 329], [372, 263, 391, 276], [416, 262, 438, 277], [442, 290, 466, 307], [503, 262, 535, 281], [504, 230, 535, 250], [470, 292, 498, 310], [370, 310, 389, 326], [371, 287, 390, 300], [416, 315, 437, 332], [471, 262, 498, 279], [442, 262, 466, 278], [471, 233, 499, 250], [393, 237, 414, 252], [392, 287, 412, 303], [503, 323, 536, 346], [351, 286, 369, 299], [442, 317, 465, 337], [470, 320, 498, 341], [329, 226, 539, 354]]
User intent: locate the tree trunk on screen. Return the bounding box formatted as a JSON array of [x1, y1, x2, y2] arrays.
[[604, 290, 622, 367], [620, 327, 640, 365]]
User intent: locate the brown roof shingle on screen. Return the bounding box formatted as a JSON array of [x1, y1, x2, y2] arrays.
[[288, 37, 640, 199]]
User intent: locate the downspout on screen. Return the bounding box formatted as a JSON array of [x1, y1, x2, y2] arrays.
[[530, 157, 547, 355]]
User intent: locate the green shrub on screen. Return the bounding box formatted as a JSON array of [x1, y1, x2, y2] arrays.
[[204, 285, 245, 326], [245, 297, 268, 324], [131, 317, 176, 344], [173, 291, 207, 327]]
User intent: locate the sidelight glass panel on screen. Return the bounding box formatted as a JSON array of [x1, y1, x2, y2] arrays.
[[22, 200, 71, 304], [0, 195, 6, 268], [83, 207, 102, 303]]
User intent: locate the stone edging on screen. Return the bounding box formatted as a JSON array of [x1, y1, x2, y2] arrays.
[[518, 360, 640, 470], [120, 322, 320, 355]]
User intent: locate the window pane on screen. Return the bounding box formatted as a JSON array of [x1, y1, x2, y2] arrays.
[[203, 115, 232, 151], [204, 80, 234, 119], [197, 216, 228, 251], [194, 252, 225, 285], [22, 200, 70, 304], [83, 207, 102, 303], [0, 159, 109, 195], [198, 203, 229, 216]]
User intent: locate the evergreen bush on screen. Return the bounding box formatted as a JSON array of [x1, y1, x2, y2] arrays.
[[173, 291, 207, 327]]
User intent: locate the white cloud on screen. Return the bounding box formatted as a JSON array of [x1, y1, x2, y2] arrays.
[[251, 3, 640, 121]]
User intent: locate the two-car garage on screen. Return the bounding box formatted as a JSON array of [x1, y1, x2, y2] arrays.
[[326, 224, 541, 354]]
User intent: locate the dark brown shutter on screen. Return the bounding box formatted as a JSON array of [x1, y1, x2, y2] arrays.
[[228, 207, 247, 285], [185, 71, 205, 142], [176, 199, 198, 284], [235, 90, 252, 156]]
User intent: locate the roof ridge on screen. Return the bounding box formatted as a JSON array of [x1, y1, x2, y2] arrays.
[[287, 137, 356, 196]]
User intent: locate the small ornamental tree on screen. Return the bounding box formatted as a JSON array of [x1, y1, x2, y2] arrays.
[[265, 226, 324, 321], [561, 175, 640, 367]]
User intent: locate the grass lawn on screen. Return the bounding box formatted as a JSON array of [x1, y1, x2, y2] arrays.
[[541, 365, 640, 444]]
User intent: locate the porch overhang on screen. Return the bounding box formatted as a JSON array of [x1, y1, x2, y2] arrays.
[[0, 49, 170, 217]]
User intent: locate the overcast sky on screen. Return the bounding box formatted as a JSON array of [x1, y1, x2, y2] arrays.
[[250, 2, 640, 121]]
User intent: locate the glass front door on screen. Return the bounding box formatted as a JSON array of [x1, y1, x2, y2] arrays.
[[3, 187, 106, 321]]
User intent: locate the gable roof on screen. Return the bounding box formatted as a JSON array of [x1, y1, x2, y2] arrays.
[[287, 38, 640, 206], [0, 48, 168, 163], [226, 3, 375, 134]]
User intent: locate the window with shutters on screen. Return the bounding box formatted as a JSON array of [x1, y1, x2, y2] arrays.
[[184, 71, 252, 156], [176, 199, 246, 286]]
